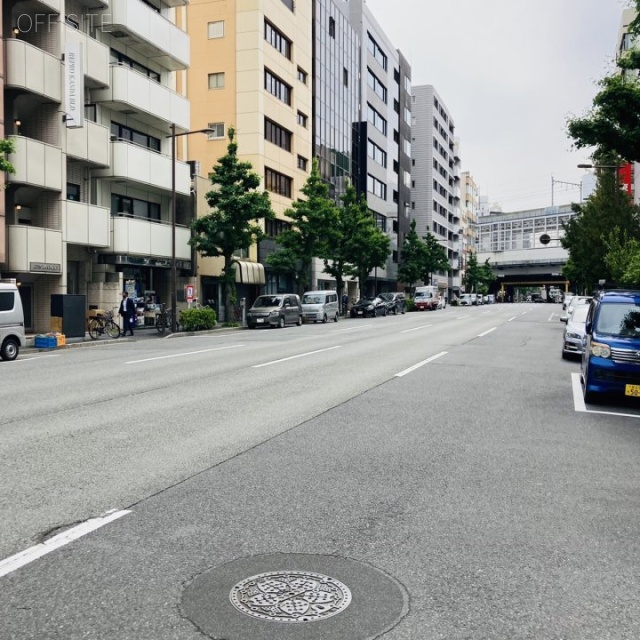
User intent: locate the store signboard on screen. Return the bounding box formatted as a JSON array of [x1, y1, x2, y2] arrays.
[[185, 285, 194, 302], [64, 42, 84, 128], [30, 262, 61, 273]]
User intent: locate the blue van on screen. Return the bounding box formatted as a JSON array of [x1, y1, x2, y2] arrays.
[[581, 290, 640, 403]]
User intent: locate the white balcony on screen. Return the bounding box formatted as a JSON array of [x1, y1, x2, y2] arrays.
[[91, 64, 190, 131], [63, 201, 110, 247], [64, 25, 109, 88], [66, 121, 110, 167], [111, 216, 191, 260], [94, 140, 191, 195], [8, 136, 62, 192], [5, 39, 61, 102], [77, 0, 108, 7], [28, 0, 61, 13], [98, 0, 189, 71], [7, 225, 63, 274]]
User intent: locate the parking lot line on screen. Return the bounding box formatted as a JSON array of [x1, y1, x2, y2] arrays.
[[571, 372, 640, 418]]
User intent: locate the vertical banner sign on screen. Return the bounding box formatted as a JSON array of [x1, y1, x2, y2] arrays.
[[618, 163, 633, 197], [65, 42, 84, 128]]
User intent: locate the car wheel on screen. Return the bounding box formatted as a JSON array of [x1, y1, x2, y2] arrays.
[[561, 348, 569, 360], [393, 307, 398, 315], [296, 315, 302, 326], [1, 337, 19, 361], [322, 313, 327, 323], [382, 307, 387, 316], [278, 315, 285, 329], [334, 312, 339, 322]]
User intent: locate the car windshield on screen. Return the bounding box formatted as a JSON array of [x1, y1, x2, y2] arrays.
[[302, 295, 322, 304], [416, 292, 431, 299], [570, 305, 590, 324], [253, 296, 282, 307], [596, 303, 640, 337], [356, 297, 374, 304], [379, 293, 393, 300]]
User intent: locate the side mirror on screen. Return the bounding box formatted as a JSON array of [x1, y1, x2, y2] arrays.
[[585, 321, 593, 335]]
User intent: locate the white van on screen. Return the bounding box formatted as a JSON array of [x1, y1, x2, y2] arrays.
[[0, 281, 26, 361], [301, 290, 339, 323], [414, 286, 441, 311]]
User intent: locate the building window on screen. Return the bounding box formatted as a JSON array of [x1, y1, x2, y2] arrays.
[[110, 121, 161, 152], [110, 48, 160, 83], [367, 103, 387, 135], [297, 67, 308, 84], [297, 155, 308, 171], [404, 76, 411, 93], [208, 20, 224, 38], [265, 20, 292, 59], [329, 16, 336, 38], [265, 118, 292, 151], [265, 167, 293, 198], [368, 33, 387, 70], [403, 106, 411, 125], [67, 183, 80, 201], [367, 174, 387, 200], [207, 122, 225, 140], [265, 69, 292, 105], [343, 68, 348, 87], [266, 218, 292, 237], [367, 139, 387, 168], [367, 68, 387, 103], [281, 0, 294, 11], [111, 194, 161, 221], [297, 111, 308, 128], [403, 138, 411, 156], [208, 72, 225, 89]]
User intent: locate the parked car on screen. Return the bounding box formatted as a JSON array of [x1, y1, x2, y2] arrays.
[[486, 294, 495, 304], [562, 293, 575, 310], [562, 304, 590, 359], [561, 296, 592, 322], [0, 280, 26, 361], [582, 290, 640, 402], [460, 293, 473, 306], [379, 292, 406, 315], [247, 294, 302, 329], [301, 290, 339, 323], [350, 296, 387, 318]]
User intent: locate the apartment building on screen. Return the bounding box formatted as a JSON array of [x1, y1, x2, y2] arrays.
[[459, 170, 479, 282], [347, 0, 403, 295], [185, 0, 312, 317], [410, 85, 461, 299], [2, 0, 191, 333]]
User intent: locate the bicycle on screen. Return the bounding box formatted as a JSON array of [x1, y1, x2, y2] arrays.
[[87, 309, 121, 340], [155, 306, 179, 334]]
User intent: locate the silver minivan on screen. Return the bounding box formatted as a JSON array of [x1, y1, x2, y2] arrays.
[[247, 294, 302, 329], [0, 281, 26, 361], [301, 290, 339, 323]]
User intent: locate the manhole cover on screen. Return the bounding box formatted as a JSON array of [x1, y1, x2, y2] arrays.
[[229, 571, 352, 623]]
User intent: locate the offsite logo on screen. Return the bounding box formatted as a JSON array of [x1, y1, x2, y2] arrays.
[[14, 13, 113, 33]]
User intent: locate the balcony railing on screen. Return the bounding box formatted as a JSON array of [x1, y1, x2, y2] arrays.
[[7, 225, 63, 273], [64, 25, 109, 88], [66, 121, 110, 167], [5, 39, 61, 102], [111, 216, 191, 260], [8, 136, 62, 192], [63, 201, 110, 247]]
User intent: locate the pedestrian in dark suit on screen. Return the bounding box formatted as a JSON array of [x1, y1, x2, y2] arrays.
[[119, 291, 136, 336]]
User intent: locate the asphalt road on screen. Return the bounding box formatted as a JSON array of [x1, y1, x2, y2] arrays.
[[2, 304, 640, 639]]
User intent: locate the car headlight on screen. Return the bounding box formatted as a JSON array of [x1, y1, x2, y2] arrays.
[[566, 332, 581, 339], [269, 310, 279, 315], [590, 342, 611, 358], [367, 305, 374, 310]]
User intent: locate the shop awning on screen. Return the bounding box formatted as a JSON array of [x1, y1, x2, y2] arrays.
[[234, 260, 266, 285]]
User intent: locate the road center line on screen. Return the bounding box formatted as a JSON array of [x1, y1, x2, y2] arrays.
[[253, 345, 341, 368], [477, 327, 496, 337], [508, 316, 516, 322], [401, 324, 432, 333], [332, 324, 372, 333], [0, 509, 131, 579], [395, 351, 448, 377], [126, 344, 244, 364], [455, 315, 468, 320]]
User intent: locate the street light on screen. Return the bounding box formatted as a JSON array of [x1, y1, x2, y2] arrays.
[[577, 162, 621, 205], [168, 124, 214, 332]]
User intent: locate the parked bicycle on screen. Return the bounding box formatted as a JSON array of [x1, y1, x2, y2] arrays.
[[87, 309, 121, 340], [155, 305, 179, 334]]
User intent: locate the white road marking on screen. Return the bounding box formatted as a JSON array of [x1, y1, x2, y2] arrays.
[[571, 372, 640, 418], [401, 324, 432, 333], [477, 327, 496, 338], [482, 310, 492, 315], [187, 333, 237, 338], [395, 351, 448, 377], [455, 315, 468, 320], [126, 344, 244, 364], [508, 316, 516, 322], [332, 324, 373, 333], [521, 311, 528, 315], [12, 354, 61, 363], [548, 312, 556, 322], [253, 345, 341, 368], [0, 509, 131, 579]]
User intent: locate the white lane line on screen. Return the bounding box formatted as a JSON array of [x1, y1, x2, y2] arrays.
[[401, 324, 432, 333], [395, 351, 448, 377], [188, 333, 237, 338], [508, 316, 516, 322], [571, 372, 640, 418], [521, 311, 528, 315], [455, 315, 468, 320], [482, 310, 492, 315], [332, 324, 373, 333], [12, 354, 61, 363], [126, 344, 244, 364], [0, 509, 131, 579], [477, 327, 496, 338], [253, 345, 341, 368]]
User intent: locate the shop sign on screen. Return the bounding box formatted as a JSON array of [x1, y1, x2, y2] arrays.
[[30, 262, 61, 274]]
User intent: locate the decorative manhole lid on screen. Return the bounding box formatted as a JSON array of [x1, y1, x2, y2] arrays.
[[229, 570, 352, 623]]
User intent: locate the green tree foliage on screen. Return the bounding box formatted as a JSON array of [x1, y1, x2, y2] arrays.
[[266, 159, 337, 295], [0, 138, 15, 176], [420, 232, 450, 286], [477, 260, 496, 295], [463, 252, 495, 293], [398, 219, 424, 292], [190, 127, 274, 322], [179, 306, 217, 331], [561, 169, 640, 292], [604, 229, 640, 286]]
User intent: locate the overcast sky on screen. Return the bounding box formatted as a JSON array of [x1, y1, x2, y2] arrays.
[[365, 0, 630, 212]]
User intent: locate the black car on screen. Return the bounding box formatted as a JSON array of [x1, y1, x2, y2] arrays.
[[350, 296, 387, 318], [378, 292, 406, 315]]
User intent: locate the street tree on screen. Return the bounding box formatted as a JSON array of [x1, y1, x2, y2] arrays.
[[398, 219, 425, 293], [420, 232, 450, 286], [463, 252, 484, 293], [191, 127, 274, 322], [266, 159, 337, 295], [478, 259, 496, 295]]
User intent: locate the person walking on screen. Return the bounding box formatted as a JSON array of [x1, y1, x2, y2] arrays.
[[119, 291, 136, 336], [342, 292, 349, 316]]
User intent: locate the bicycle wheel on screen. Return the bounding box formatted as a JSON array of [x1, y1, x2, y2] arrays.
[[105, 320, 121, 339], [88, 318, 102, 340], [156, 314, 166, 334]]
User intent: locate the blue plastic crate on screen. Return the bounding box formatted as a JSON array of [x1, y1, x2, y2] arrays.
[[35, 335, 57, 348]]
